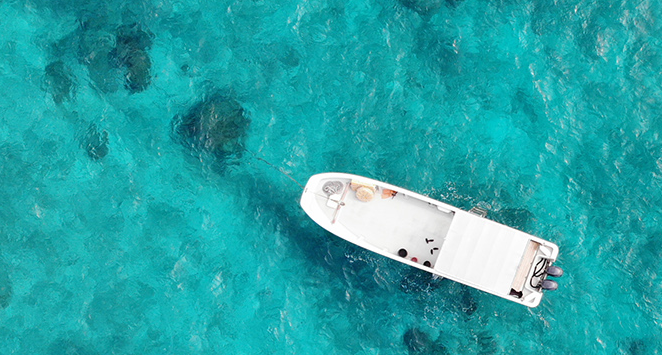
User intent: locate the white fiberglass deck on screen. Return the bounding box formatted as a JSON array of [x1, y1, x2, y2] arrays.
[[336, 188, 454, 268], [433, 212, 529, 295]]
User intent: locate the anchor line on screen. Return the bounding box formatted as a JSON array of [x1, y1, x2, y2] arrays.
[[246, 149, 305, 190], [247, 149, 347, 202]]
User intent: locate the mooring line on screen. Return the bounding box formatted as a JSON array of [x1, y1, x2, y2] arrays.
[[247, 149, 305, 190]]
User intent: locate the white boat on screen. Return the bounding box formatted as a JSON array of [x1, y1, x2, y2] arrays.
[[300, 173, 563, 308]]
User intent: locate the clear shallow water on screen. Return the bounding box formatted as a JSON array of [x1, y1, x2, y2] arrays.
[[1, 0, 661, 353]]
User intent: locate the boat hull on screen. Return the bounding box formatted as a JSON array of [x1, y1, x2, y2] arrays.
[[300, 173, 561, 308]]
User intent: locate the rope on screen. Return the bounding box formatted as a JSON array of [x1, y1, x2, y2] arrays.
[[247, 149, 305, 189], [530, 257, 549, 288], [246, 149, 351, 203]]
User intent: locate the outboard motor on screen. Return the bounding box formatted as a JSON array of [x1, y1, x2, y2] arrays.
[[541, 279, 558, 291], [546, 265, 564, 277]]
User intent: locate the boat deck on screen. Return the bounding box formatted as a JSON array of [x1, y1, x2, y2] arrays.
[[334, 186, 454, 268]]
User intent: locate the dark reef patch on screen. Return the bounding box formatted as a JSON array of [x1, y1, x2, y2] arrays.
[[0, 264, 11, 309], [74, 16, 123, 93], [445, 0, 463, 7], [397, 0, 463, 15], [172, 93, 250, 167], [414, 24, 462, 76], [475, 330, 497, 354], [627, 338, 649, 355], [111, 23, 154, 93], [511, 89, 540, 123], [72, 19, 153, 94], [44, 61, 76, 104], [80, 123, 109, 160], [397, 0, 444, 15], [48, 338, 99, 355], [403, 328, 448, 355]]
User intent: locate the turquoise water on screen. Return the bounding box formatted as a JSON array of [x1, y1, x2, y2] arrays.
[[1, 0, 661, 353]]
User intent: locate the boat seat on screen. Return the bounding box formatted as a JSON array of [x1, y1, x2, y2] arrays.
[[510, 240, 540, 292]]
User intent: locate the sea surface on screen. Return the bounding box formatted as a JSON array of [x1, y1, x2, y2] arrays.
[[1, 0, 661, 353]]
